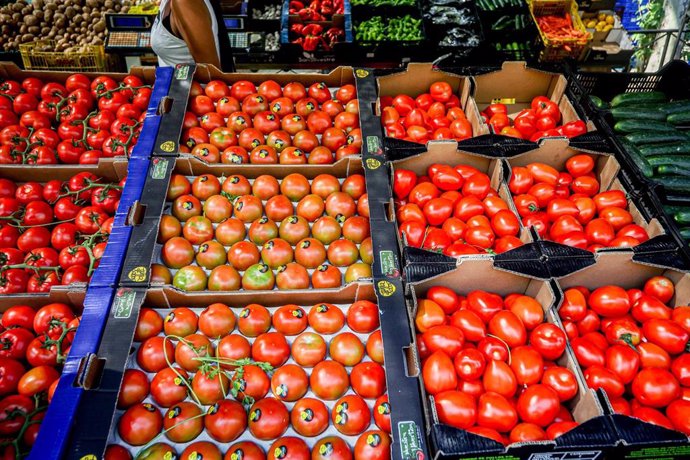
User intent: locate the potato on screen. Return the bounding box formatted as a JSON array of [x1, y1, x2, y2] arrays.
[[93, 20, 105, 32], [27, 26, 38, 34]]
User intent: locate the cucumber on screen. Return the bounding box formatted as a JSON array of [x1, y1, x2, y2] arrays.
[[679, 228, 690, 240], [657, 165, 690, 177], [625, 132, 689, 145], [611, 107, 667, 121], [613, 120, 677, 134], [673, 211, 690, 225], [667, 112, 690, 125], [589, 95, 608, 109], [619, 139, 654, 178], [664, 205, 690, 216], [653, 175, 690, 192], [610, 91, 667, 108], [664, 100, 690, 115], [645, 155, 690, 167], [639, 142, 690, 156]]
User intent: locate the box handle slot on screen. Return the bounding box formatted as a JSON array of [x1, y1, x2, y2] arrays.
[[74, 354, 105, 390], [126, 201, 146, 226], [157, 96, 173, 116]]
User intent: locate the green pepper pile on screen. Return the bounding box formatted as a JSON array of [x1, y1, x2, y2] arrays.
[[354, 15, 423, 41]]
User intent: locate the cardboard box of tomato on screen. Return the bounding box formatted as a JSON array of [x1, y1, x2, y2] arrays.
[[469, 61, 597, 144], [388, 141, 534, 263], [405, 256, 618, 459], [64, 281, 429, 460], [553, 251, 690, 458], [503, 137, 670, 255]]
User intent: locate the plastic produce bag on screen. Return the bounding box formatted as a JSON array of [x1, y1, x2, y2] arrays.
[[439, 27, 481, 47]]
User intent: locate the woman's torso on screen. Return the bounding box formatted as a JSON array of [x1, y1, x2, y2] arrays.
[[150, 0, 221, 67]]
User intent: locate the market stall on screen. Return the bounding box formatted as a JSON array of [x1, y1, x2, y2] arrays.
[[0, 0, 689, 458]]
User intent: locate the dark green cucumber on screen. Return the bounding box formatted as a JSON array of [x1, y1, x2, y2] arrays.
[[589, 95, 608, 109], [664, 100, 690, 115], [645, 155, 690, 167], [610, 107, 667, 121], [613, 120, 677, 134], [664, 205, 690, 216], [679, 227, 690, 240], [619, 138, 654, 178], [657, 165, 690, 177], [653, 175, 690, 192], [639, 142, 690, 156], [667, 112, 690, 125], [625, 132, 689, 145], [610, 91, 667, 108], [673, 211, 690, 225]]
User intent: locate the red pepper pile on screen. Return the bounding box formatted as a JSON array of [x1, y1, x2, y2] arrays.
[[290, 24, 345, 52], [536, 14, 589, 44], [482, 96, 587, 141], [289, 0, 344, 21]]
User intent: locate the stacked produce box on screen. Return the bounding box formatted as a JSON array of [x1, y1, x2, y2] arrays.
[[4, 60, 690, 460], [0, 62, 171, 459]]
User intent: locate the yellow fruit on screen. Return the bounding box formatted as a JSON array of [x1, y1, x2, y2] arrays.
[[597, 12, 606, 20], [603, 24, 613, 31], [606, 15, 614, 24], [586, 20, 597, 28], [597, 20, 607, 27]]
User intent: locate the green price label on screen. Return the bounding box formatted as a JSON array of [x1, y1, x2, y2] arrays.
[[113, 289, 136, 319], [150, 158, 169, 179], [397, 421, 423, 460]]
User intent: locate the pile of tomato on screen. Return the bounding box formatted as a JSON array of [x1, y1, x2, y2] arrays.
[[415, 286, 580, 444], [155, 171, 371, 291], [508, 154, 650, 251], [393, 163, 524, 256], [105, 300, 390, 460], [181, 80, 361, 164], [380, 82, 473, 144], [560, 276, 690, 435], [0, 302, 81, 458], [480, 97, 587, 141], [0, 172, 123, 293], [0, 74, 151, 164]]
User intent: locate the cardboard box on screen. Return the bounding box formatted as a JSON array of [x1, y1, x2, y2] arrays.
[[119, 155, 371, 293], [504, 137, 666, 251], [406, 258, 617, 459], [0, 61, 160, 167], [554, 251, 690, 457], [0, 159, 130, 300], [583, 10, 622, 46], [375, 63, 489, 147], [386, 141, 533, 263], [67, 282, 429, 460], [470, 61, 596, 135]]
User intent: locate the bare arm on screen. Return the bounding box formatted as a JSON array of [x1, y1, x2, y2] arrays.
[[170, 0, 221, 68]]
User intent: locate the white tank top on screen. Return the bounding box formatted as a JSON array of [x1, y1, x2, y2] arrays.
[[150, 0, 221, 67]]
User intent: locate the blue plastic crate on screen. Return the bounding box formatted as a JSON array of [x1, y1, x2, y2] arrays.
[[27, 286, 118, 460]]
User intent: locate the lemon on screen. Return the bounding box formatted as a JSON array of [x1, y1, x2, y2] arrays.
[[586, 20, 597, 28], [605, 15, 614, 24], [597, 12, 606, 20], [603, 24, 613, 31]]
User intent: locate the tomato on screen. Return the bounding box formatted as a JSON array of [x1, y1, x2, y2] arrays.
[[310, 360, 349, 400], [137, 336, 175, 373], [422, 350, 457, 395], [483, 359, 517, 398], [161, 308, 196, 338], [476, 392, 517, 433], [291, 332, 326, 368], [354, 431, 390, 460], [643, 318, 689, 355], [0, 358, 24, 396], [632, 368, 680, 408], [488, 310, 527, 348], [667, 399, 690, 434], [529, 323, 566, 361], [332, 394, 370, 436], [180, 442, 222, 460], [270, 364, 308, 402], [204, 400, 246, 443], [252, 332, 290, 367], [350, 361, 386, 398], [117, 369, 150, 409], [248, 397, 290, 440], [644, 276, 675, 304], [163, 401, 204, 443], [542, 367, 578, 402], [118, 403, 162, 446], [434, 390, 477, 432], [148, 367, 188, 408], [231, 365, 270, 402]]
